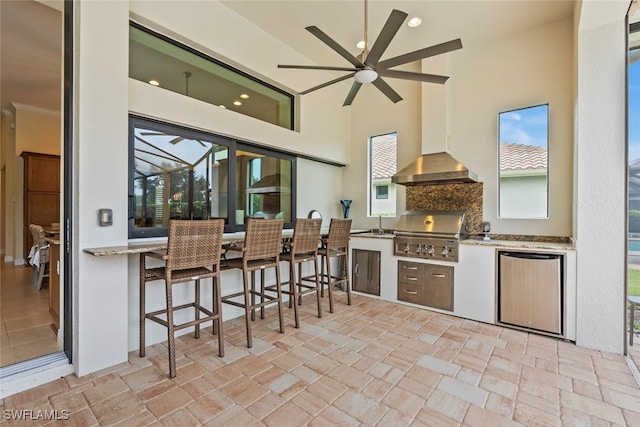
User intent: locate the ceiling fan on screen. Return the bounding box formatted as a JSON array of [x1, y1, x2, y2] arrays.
[[278, 0, 462, 106]]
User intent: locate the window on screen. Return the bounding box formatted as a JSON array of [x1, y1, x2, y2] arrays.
[[376, 185, 389, 199], [129, 116, 295, 238], [498, 104, 549, 218], [129, 22, 294, 130], [368, 133, 397, 217]]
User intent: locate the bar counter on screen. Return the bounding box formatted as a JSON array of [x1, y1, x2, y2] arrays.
[[83, 228, 369, 256]]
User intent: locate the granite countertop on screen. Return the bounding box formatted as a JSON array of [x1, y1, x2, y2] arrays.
[[461, 238, 575, 251], [84, 228, 371, 257], [350, 230, 395, 239], [349, 231, 575, 250]]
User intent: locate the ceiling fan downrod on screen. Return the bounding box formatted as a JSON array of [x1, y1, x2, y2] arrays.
[[362, 0, 369, 62]]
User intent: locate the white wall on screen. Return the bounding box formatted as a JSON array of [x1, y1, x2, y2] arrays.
[[75, 0, 350, 367], [346, 17, 575, 237], [449, 17, 574, 237], [71, 0, 633, 377], [346, 63, 421, 230], [128, 0, 351, 165], [73, 0, 130, 376], [574, 0, 628, 354]]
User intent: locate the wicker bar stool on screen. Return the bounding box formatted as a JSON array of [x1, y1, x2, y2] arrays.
[[139, 219, 225, 378], [267, 218, 322, 328], [304, 218, 352, 313], [221, 218, 284, 348]]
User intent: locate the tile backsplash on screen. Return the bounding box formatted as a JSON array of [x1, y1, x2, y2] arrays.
[[405, 182, 571, 243], [406, 182, 483, 235]]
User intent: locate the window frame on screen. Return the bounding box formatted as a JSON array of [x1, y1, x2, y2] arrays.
[[376, 185, 389, 199], [129, 21, 295, 130], [128, 115, 296, 238], [367, 132, 398, 217]]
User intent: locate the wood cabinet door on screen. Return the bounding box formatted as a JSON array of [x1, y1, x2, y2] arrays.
[[26, 155, 60, 192], [22, 152, 61, 258]]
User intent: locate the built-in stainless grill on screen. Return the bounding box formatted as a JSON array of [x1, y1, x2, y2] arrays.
[[394, 210, 467, 262]]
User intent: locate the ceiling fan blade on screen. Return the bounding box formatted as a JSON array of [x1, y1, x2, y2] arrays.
[[306, 26, 364, 68], [300, 73, 355, 95], [343, 82, 363, 106], [365, 9, 408, 66], [378, 39, 463, 69], [378, 69, 449, 84], [372, 77, 402, 103], [278, 64, 360, 72]]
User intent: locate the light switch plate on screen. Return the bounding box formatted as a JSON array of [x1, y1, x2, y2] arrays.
[[98, 208, 113, 226]]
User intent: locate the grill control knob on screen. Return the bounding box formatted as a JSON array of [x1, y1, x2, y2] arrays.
[[441, 247, 449, 256], [416, 245, 423, 254], [426, 246, 435, 255], [403, 243, 410, 253]]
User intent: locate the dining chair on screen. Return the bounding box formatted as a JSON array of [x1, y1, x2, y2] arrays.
[[221, 218, 285, 348], [28, 224, 50, 290], [269, 218, 323, 328], [139, 219, 225, 378], [314, 218, 352, 313]]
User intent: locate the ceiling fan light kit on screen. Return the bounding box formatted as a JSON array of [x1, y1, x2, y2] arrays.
[[354, 69, 378, 84], [278, 0, 462, 106]]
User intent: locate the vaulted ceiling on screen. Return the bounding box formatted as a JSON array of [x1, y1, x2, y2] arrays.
[[0, 1, 578, 113]]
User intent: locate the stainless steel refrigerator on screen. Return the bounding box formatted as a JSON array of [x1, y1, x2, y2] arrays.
[[497, 251, 563, 335]]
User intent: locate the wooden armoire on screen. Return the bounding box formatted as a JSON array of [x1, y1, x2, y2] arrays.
[[21, 152, 60, 258]]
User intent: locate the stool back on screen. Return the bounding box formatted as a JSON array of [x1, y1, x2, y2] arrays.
[[291, 218, 322, 255], [166, 219, 225, 270], [325, 218, 352, 250], [244, 218, 284, 261]]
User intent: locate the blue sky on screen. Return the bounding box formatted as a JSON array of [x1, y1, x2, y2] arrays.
[[499, 104, 548, 148], [630, 58, 640, 163]]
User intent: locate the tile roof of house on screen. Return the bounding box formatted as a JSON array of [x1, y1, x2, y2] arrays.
[[372, 134, 397, 179], [500, 142, 547, 171]]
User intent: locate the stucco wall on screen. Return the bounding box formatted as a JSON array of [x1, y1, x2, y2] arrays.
[[74, 0, 351, 370], [449, 17, 574, 237], [574, 1, 628, 354], [70, 0, 632, 377]]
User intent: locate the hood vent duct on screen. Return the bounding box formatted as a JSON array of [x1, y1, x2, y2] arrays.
[[391, 152, 478, 186], [246, 174, 291, 194]]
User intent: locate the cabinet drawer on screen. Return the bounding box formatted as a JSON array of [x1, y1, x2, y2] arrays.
[[424, 265, 453, 287], [399, 262, 421, 273], [398, 283, 421, 304], [398, 272, 421, 283]]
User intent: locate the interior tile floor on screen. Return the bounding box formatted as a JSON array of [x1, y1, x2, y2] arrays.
[[0, 262, 61, 368], [2, 283, 640, 426]]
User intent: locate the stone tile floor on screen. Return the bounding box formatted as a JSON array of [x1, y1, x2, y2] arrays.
[[1, 292, 640, 426]]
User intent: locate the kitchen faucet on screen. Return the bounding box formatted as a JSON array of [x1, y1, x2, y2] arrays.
[[378, 215, 384, 235]]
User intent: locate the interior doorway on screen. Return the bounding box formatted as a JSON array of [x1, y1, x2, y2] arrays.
[[0, 1, 64, 370]]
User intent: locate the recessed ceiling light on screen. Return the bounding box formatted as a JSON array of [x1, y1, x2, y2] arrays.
[[219, 105, 226, 109], [356, 40, 366, 49], [407, 17, 422, 28], [240, 94, 249, 99], [233, 101, 242, 106], [148, 79, 160, 86]]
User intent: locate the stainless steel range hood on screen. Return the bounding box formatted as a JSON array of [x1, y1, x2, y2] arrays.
[[391, 152, 478, 186], [246, 174, 291, 194]]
